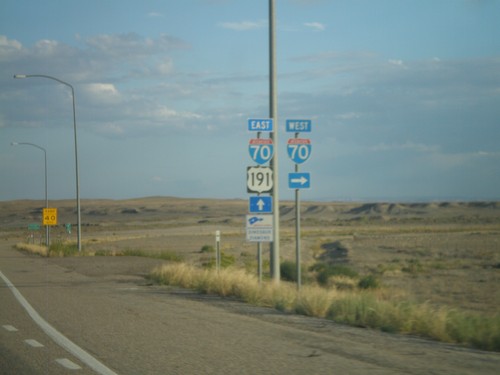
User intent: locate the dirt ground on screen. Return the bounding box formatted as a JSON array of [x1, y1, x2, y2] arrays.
[[1, 197, 499, 314]]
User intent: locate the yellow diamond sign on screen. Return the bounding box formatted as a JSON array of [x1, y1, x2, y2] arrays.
[[43, 208, 58, 226]]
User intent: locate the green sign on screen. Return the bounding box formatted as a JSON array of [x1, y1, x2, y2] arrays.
[[28, 223, 41, 231]]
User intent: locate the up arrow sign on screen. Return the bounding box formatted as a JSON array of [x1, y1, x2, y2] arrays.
[[288, 172, 311, 189], [257, 199, 265, 210], [249, 196, 273, 213]]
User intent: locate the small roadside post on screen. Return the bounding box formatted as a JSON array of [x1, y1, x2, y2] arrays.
[[215, 230, 221, 273]]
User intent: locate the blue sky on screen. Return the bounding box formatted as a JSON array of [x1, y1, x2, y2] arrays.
[[1, 0, 499, 202]]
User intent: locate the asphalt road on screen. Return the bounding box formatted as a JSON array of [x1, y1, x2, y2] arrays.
[[1, 241, 500, 374]]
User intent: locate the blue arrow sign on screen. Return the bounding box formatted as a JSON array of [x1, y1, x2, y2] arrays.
[[288, 172, 311, 189], [249, 196, 273, 213]]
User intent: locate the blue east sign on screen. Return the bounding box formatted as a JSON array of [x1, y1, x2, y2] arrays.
[[248, 118, 273, 132]]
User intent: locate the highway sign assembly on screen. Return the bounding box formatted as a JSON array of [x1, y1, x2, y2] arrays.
[[287, 138, 311, 164], [247, 166, 273, 193], [249, 196, 273, 213], [246, 214, 273, 242], [42, 208, 58, 226], [286, 119, 312, 133], [286, 118, 313, 290], [288, 172, 311, 189], [249, 138, 274, 165], [248, 118, 273, 132]]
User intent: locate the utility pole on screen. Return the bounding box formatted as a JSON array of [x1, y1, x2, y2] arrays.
[[269, 0, 280, 282]]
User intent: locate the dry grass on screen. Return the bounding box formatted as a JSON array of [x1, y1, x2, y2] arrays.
[[150, 263, 500, 351], [14, 243, 48, 257]]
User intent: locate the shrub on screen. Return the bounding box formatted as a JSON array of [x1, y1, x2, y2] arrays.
[[200, 245, 215, 253], [49, 241, 79, 257], [402, 259, 423, 274], [280, 260, 298, 282], [311, 262, 358, 286], [358, 275, 380, 289], [205, 251, 235, 269]]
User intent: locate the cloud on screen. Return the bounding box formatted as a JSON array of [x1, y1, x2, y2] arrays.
[[81, 83, 121, 104], [95, 123, 125, 136], [424, 150, 500, 169], [0, 35, 22, 60], [304, 22, 326, 31], [335, 112, 362, 120], [147, 12, 164, 18], [156, 58, 174, 75], [84, 33, 186, 58], [218, 20, 266, 31], [369, 142, 439, 153], [388, 59, 405, 67]]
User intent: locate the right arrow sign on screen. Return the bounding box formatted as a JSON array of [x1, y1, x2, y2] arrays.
[[288, 172, 311, 189]]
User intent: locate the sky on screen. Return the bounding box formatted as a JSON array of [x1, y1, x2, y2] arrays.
[[1, 0, 499, 202]]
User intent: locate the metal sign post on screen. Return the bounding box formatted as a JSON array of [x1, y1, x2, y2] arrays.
[[295, 158, 301, 289], [286, 120, 312, 290]]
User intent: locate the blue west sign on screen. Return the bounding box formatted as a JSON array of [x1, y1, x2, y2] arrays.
[[286, 119, 311, 133]]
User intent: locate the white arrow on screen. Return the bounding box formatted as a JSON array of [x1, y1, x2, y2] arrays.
[[256, 199, 265, 211], [291, 176, 308, 185]]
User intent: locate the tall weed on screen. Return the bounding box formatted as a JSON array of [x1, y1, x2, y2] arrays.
[[150, 263, 500, 352]]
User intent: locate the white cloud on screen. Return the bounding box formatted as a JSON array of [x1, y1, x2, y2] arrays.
[[84, 33, 187, 58], [96, 123, 125, 136], [427, 150, 500, 168], [0, 35, 22, 60], [304, 22, 326, 31], [335, 112, 362, 120], [218, 20, 266, 31], [388, 59, 404, 66], [147, 12, 164, 18], [82, 83, 121, 104], [156, 58, 174, 75], [369, 142, 439, 153]]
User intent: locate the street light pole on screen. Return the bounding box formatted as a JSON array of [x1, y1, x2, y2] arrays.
[[269, 0, 280, 283], [14, 74, 82, 252], [11, 141, 50, 247]]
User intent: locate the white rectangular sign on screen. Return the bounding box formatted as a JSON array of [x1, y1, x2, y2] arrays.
[[246, 214, 273, 242]]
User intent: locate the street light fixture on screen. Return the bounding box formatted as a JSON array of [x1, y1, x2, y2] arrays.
[[11, 141, 50, 246], [14, 74, 82, 252]]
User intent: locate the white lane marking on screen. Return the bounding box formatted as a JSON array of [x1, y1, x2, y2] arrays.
[[25, 339, 44, 347], [2, 324, 18, 332], [0, 270, 118, 375], [56, 358, 82, 370]]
